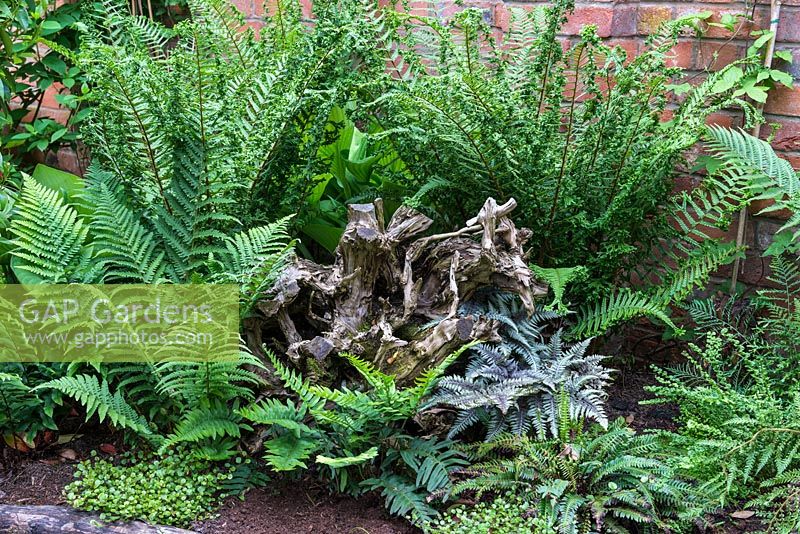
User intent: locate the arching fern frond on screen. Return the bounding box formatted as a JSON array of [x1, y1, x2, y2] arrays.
[[10, 177, 98, 283]]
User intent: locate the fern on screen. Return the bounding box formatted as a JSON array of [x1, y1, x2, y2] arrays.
[[84, 169, 170, 283], [530, 265, 587, 314], [572, 288, 678, 338], [362, 474, 438, 523], [450, 420, 700, 532], [242, 348, 467, 522], [706, 126, 800, 236], [10, 177, 99, 283], [429, 291, 611, 440], [378, 0, 766, 318], [159, 405, 242, 456], [38, 375, 157, 441], [646, 329, 800, 511]]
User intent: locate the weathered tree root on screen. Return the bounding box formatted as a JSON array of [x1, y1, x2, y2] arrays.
[[0, 505, 194, 533], [253, 197, 546, 383]]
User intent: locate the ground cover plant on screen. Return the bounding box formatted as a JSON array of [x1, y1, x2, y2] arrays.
[[0, 0, 799, 532]]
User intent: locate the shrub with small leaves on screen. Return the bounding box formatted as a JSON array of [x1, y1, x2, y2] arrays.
[[64, 448, 240, 527]]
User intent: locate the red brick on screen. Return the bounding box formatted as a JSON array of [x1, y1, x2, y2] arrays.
[[494, 3, 510, 32], [783, 154, 800, 170], [605, 38, 639, 62], [666, 40, 693, 69], [254, 0, 273, 17], [765, 85, 800, 116], [777, 8, 800, 43], [40, 83, 65, 111], [637, 6, 673, 36], [749, 199, 793, 221], [694, 41, 744, 71], [300, 0, 312, 20], [562, 6, 614, 38], [36, 107, 71, 124], [705, 112, 738, 128], [243, 20, 264, 37], [229, 0, 253, 16], [761, 115, 800, 151], [610, 5, 637, 37]]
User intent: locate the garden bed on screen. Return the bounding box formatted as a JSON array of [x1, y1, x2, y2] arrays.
[[0, 367, 766, 534], [3, 0, 800, 531], [0, 446, 415, 534]]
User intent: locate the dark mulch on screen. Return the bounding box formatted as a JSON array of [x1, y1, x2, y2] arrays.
[[0, 429, 109, 506], [0, 459, 73, 506], [606, 361, 680, 433], [196, 481, 418, 534]]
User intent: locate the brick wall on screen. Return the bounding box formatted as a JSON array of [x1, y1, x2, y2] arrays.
[[38, 0, 800, 285], [231, 0, 798, 287]]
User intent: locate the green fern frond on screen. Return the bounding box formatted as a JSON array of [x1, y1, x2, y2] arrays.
[[10, 177, 97, 283], [38, 375, 156, 440], [84, 168, 171, 283], [159, 405, 241, 452], [572, 289, 677, 338], [361, 474, 438, 523]]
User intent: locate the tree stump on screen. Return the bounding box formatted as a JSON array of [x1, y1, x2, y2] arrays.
[[251, 197, 547, 383]]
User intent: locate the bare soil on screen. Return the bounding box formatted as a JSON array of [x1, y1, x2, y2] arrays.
[[197, 482, 418, 534]]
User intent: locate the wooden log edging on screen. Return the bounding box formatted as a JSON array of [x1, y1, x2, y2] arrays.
[[0, 505, 195, 534]]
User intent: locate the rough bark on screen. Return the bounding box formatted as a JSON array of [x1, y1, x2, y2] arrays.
[[0, 505, 194, 533], [254, 197, 547, 383]]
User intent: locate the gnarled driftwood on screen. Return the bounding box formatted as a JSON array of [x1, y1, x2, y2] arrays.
[[251, 197, 546, 383]]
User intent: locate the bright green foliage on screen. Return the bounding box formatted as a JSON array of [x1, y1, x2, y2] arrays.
[[647, 253, 800, 526], [428, 292, 611, 440], [240, 348, 471, 524], [297, 106, 412, 256], [64, 448, 242, 527], [10, 177, 99, 283], [570, 142, 756, 337], [8, 169, 294, 304], [530, 266, 587, 314], [646, 329, 800, 513], [80, 0, 408, 238], [704, 126, 800, 254], [378, 0, 764, 308], [39, 349, 265, 459], [425, 493, 549, 534], [450, 419, 699, 533], [39, 374, 155, 439]]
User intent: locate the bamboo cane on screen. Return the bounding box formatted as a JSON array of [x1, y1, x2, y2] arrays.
[[730, 0, 781, 293]]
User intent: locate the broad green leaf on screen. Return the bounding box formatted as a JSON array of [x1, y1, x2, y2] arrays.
[[711, 66, 744, 94], [31, 164, 83, 199], [316, 446, 379, 468], [770, 70, 794, 88]]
